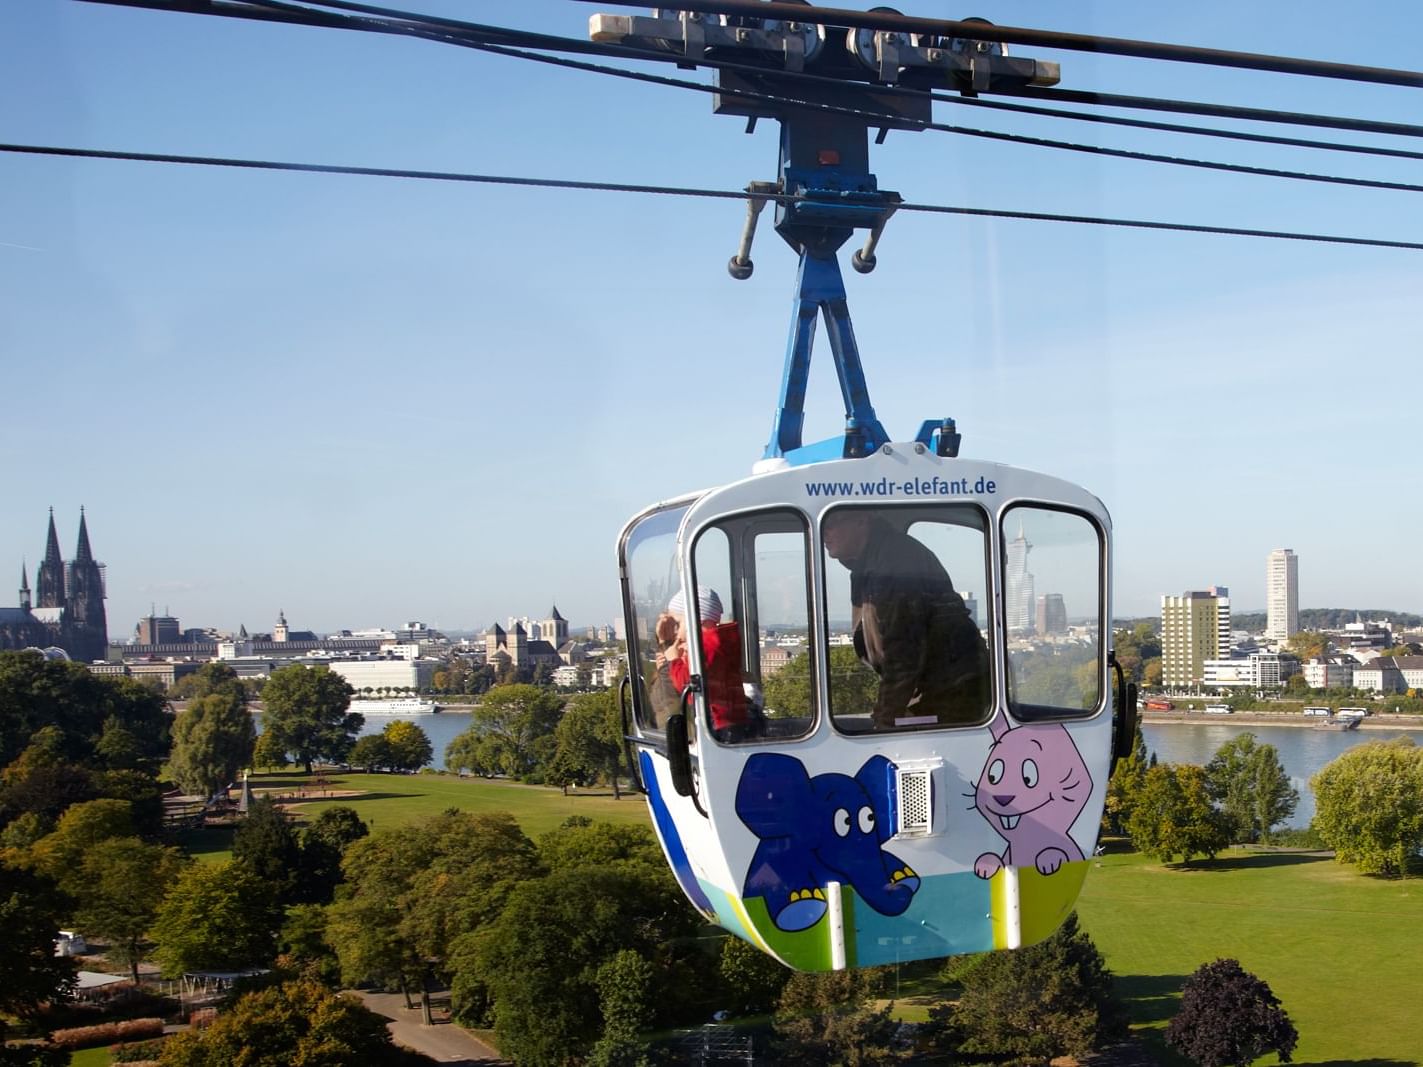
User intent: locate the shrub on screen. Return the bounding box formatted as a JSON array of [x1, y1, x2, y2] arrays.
[[1166, 958, 1297, 1067], [188, 1007, 217, 1029], [50, 1017, 163, 1050], [110, 1037, 167, 1062]]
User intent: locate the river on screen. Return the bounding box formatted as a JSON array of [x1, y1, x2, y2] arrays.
[[261, 708, 1420, 829], [1143, 721, 1423, 828]]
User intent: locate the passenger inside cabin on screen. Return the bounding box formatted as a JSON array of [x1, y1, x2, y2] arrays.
[[822, 509, 991, 729], [660, 587, 759, 742]]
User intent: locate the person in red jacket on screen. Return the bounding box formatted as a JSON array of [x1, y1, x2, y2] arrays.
[[661, 587, 758, 742]]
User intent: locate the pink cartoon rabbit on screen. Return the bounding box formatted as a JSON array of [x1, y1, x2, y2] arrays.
[[973, 710, 1092, 878]]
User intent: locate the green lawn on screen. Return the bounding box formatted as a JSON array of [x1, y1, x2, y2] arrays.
[[67, 1047, 108, 1066], [1076, 845, 1423, 1064]]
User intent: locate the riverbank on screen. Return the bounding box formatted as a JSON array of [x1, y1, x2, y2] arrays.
[[1140, 709, 1423, 729]]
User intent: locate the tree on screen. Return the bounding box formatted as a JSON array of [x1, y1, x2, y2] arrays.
[[74, 837, 187, 984], [1285, 630, 1328, 663], [1204, 734, 1298, 844], [443, 684, 562, 780], [232, 796, 302, 903], [0, 652, 169, 773], [26, 797, 135, 896], [150, 860, 282, 975], [296, 805, 367, 905], [260, 665, 360, 773], [934, 912, 1127, 1061], [0, 859, 75, 1032], [329, 811, 541, 1022], [1126, 763, 1231, 864], [165, 690, 254, 798], [587, 950, 659, 1067], [156, 978, 426, 1067], [772, 968, 899, 1067], [381, 720, 433, 773], [536, 817, 665, 875], [717, 934, 790, 1018], [167, 661, 246, 704], [473, 864, 699, 1066], [0, 725, 96, 829], [1166, 958, 1298, 1067], [349, 734, 393, 772], [1103, 722, 1151, 834], [250, 729, 289, 771], [549, 691, 623, 798], [764, 647, 876, 721], [1310, 738, 1423, 876]]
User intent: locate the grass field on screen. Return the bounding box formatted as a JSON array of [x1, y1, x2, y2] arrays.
[[67, 1047, 108, 1066], [173, 772, 1423, 1064], [178, 770, 652, 863], [1076, 844, 1423, 1065]]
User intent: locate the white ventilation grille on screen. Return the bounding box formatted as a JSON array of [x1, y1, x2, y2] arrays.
[[894, 759, 941, 837]]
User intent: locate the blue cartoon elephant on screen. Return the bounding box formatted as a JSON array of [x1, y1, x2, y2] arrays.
[[735, 753, 920, 932]]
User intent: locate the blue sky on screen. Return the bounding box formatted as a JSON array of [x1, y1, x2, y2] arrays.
[[3, 1, 1421, 636]]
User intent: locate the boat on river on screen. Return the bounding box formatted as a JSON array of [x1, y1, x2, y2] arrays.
[[349, 698, 440, 714], [1315, 715, 1360, 731]]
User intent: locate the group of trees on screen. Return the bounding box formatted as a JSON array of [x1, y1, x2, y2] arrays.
[[1107, 728, 1299, 864], [441, 685, 627, 796]]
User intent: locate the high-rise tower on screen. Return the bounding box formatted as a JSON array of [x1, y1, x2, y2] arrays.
[[1266, 549, 1298, 642], [1004, 524, 1035, 634]]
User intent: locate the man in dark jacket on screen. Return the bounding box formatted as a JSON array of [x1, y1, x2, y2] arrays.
[[823, 509, 991, 728]]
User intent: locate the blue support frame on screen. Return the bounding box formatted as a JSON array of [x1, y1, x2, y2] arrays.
[[764, 250, 891, 466]]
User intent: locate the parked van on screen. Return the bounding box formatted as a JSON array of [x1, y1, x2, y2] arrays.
[[1302, 706, 1331, 716], [1337, 707, 1368, 719], [1203, 704, 1232, 714]]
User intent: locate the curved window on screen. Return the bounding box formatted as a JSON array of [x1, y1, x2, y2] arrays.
[[688, 510, 814, 744], [620, 503, 692, 734], [821, 504, 992, 732], [1001, 505, 1104, 720]]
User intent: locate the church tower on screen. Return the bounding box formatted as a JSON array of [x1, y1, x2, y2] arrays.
[[18, 562, 30, 613], [35, 510, 65, 609], [544, 605, 569, 646], [64, 508, 108, 661]]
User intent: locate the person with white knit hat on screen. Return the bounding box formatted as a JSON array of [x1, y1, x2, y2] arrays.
[[662, 585, 755, 741]]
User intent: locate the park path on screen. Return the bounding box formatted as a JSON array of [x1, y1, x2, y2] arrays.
[[354, 990, 508, 1064]]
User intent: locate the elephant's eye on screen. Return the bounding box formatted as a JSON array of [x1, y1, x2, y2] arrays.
[[858, 806, 875, 834], [1022, 759, 1040, 788], [833, 808, 851, 837], [987, 759, 1004, 785]]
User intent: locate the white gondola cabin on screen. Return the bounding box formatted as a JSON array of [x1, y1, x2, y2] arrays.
[[618, 444, 1126, 971]]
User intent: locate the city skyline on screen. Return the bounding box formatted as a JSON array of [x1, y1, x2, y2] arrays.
[[5, 3, 1423, 631]]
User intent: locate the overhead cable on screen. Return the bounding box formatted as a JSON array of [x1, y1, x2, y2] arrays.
[[569, 0, 1423, 88], [4, 141, 1421, 252], [70, 0, 1423, 187], [385, 33, 1423, 195], [78, 0, 1423, 144]]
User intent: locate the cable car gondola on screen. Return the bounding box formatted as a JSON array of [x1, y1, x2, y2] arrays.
[[608, 6, 1136, 971]]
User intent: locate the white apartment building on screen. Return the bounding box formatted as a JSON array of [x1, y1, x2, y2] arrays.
[[325, 657, 438, 692], [1353, 656, 1423, 694], [1303, 658, 1355, 689], [1265, 549, 1298, 642], [1203, 652, 1287, 689]]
